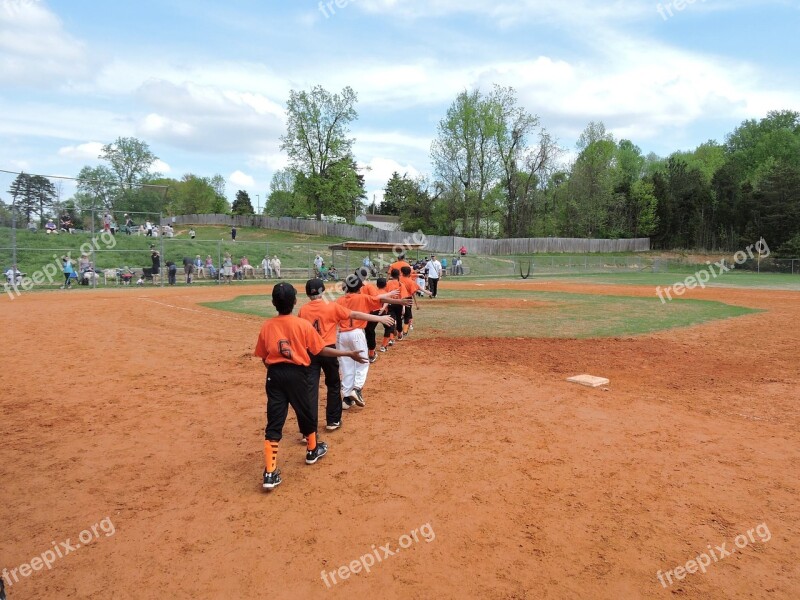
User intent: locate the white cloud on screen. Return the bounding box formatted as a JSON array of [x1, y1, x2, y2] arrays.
[[0, 2, 91, 86], [229, 170, 255, 188], [57, 142, 104, 160], [132, 79, 285, 153], [151, 159, 171, 174]]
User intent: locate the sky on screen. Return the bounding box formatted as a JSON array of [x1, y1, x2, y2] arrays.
[[1, 0, 799, 209]]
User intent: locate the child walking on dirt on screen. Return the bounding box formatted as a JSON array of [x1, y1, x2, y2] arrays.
[[254, 283, 367, 490]]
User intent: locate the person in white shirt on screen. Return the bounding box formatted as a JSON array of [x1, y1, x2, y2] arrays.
[[425, 254, 442, 298], [271, 256, 282, 278], [313, 254, 323, 276]]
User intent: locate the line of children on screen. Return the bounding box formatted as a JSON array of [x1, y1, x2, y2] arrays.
[[298, 278, 397, 431]]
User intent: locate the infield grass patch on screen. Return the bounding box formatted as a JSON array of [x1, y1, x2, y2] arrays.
[[203, 288, 759, 339]]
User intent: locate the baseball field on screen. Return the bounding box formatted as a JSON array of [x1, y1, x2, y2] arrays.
[[1, 272, 799, 599]]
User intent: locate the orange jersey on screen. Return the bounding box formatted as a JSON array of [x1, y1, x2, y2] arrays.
[[336, 294, 382, 332], [386, 278, 409, 298], [389, 260, 410, 276], [254, 314, 325, 367], [298, 299, 352, 346], [361, 282, 379, 297], [400, 276, 419, 297]]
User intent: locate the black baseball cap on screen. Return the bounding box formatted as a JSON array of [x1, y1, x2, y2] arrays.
[[305, 278, 325, 297], [272, 282, 297, 303]]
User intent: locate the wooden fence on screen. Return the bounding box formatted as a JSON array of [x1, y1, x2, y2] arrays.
[[168, 214, 650, 255]]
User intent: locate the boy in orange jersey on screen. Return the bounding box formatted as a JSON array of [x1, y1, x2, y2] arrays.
[[400, 265, 432, 336], [336, 272, 411, 407], [359, 268, 382, 363], [382, 268, 409, 346], [254, 282, 367, 490], [299, 278, 395, 431], [388, 253, 411, 279]]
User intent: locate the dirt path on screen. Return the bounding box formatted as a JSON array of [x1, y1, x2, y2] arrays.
[[1, 280, 798, 599]]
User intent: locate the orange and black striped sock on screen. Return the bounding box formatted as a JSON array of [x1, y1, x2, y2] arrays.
[[264, 440, 279, 473], [382, 336, 390, 348], [306, 432, 317, 451], [403, 324, 409, 335], [369, 349, 376, 358]]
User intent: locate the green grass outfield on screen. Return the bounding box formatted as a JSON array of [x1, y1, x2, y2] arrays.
[[202, 289, 759, 339], [538, 270, 800, 290]]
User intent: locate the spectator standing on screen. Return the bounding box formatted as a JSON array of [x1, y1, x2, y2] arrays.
[[183, 256, 194, 284], [189, 228, 196, 239], [103, 212, 111, 232], [151, 249, 161, 278], [61, 256, 74, 289], [441, 257, 448, 277], [454, 256, 463, 275], [425, 254, 442, 298], [261, 255, 272, 278], [231, 226, 237, 242], [166, 261, 178, 285]]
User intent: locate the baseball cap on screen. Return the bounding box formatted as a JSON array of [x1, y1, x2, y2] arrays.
[[305, 278, 325, 297], [272, 282, 297, 303]]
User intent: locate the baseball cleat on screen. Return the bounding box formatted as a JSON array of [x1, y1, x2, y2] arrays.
[[306, 441, 328, 464], [326, 422, 341, 431], [263, 469, 282, 490], [353, 388, 365, 407]]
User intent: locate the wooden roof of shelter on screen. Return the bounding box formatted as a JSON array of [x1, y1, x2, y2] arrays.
[[328, 241, 427, 252]]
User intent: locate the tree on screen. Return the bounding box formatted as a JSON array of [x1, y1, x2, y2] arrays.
[[265, 169, 308, 218], [432, 89, 503, 237], [295, 156, 365, 221], [566, 122, 616, 237], [7, 173, 57, 226], [488, 85, 559, 237], [100, 137, 158, 189], [381, 172, 407, 216], [280, 85, 359, 219], [232, 190, 255, 215], [76, 165, 119, 212]]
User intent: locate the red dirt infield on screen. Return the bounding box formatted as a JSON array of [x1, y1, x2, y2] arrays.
[[1, 279, 798, 599]]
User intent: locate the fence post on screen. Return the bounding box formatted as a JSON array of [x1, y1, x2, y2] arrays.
[[217, 240, 221, 285]]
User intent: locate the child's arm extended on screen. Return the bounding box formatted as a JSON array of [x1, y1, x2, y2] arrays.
[[378, 293, 412, 306], [318, 347, 368, 363], [351, 311, 395, 328]]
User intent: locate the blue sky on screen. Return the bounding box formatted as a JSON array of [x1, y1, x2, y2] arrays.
[[1, 0, 799, 207]]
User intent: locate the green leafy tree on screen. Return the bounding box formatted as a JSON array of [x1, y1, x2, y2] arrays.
[[232, 190, 255, 215], [432, 89, 503, 237], [280, 85, 358, 219], [101, 137, 158, 189], [265, 169, 307, 217], [566, 122, 616, 237], [7, 173, 57, 226], [296, 156, 365, 221]]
